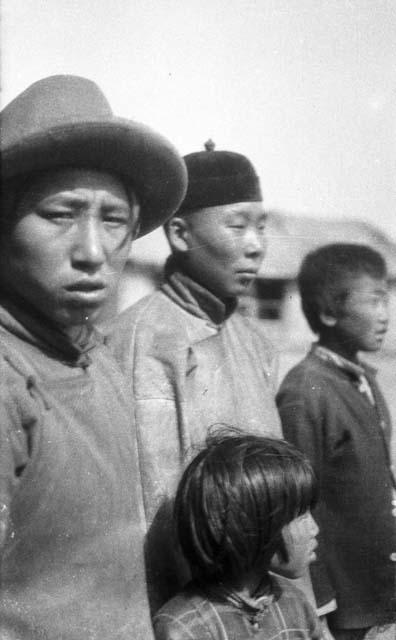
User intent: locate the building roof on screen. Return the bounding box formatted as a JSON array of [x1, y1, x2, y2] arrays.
[[262, 212, 396, 279], [128, 211, 396, 279]]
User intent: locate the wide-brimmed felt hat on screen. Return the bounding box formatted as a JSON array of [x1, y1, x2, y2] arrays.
[[178, 140, 262, 213], [0, 75, 187, 237]]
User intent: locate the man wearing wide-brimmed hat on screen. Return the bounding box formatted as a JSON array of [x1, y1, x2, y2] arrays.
[[110, 142, 284, 612], [0, 75, 186, 639]]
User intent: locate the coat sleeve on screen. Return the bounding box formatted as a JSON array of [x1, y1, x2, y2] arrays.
[[0, 359, 36, 549], [276, 371, 336, 609]]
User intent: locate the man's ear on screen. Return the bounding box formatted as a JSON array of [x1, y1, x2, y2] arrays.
[[165, 217, 191, 252], [131, 218, 141, 240], [130, 200, 141, 240], [319, 311, 337, 327]]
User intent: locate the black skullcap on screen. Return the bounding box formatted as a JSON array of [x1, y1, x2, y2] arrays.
[[178, 140, 262, 213]]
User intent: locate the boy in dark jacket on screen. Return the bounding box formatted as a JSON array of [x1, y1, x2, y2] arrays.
[[276, 243, 396, 640]]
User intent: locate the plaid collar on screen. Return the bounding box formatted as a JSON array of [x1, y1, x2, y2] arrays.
[[313, 344, 376, 405], [314, 344, 367, 378]]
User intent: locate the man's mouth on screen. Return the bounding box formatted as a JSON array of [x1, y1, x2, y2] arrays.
[[64, 281, 107, 305], [236, 269, 258, 283]]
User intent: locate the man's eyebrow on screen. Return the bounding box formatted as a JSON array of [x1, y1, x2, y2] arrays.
[[39, 193, 129, 208], [38, 192, 87, 206], [225, 207, 267, 216]]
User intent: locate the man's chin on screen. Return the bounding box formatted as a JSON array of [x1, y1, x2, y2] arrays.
[[55, 305, 102, 330]]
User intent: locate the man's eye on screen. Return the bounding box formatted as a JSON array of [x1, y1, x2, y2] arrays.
[[38, 209, 74, 220], [372, 295, 388, 306], [104, 214, 129, 226]]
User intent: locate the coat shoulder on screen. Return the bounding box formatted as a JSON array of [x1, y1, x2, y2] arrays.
[[279, 352, 336, 389], [231, 312, 278, 364], [153, 590, 214, 640]]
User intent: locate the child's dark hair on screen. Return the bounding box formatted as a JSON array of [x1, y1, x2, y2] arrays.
[[298, 243, 387, 334], [174, 432, 317, 584]]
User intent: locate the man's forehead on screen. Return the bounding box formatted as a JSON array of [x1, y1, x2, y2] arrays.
[[27, 168, 127, 195], [18, 168, 133, 210], [188, 200, 266, 218]]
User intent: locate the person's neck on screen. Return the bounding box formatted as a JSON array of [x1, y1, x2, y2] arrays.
[[164, 256, 237, 324], [0, 288, 97, 359], [318, 336, 358, 364], [169, 255, 234, 306], [224, 571, 270, 604]]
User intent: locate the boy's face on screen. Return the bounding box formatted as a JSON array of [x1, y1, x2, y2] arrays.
[[331, 274, 389, 355], [180, 201, 267, 299], [270, 511, 319, 579]]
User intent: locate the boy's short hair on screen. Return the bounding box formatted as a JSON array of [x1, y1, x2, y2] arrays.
[[298, 243, 387, 334], [174, 431, 317, 584]]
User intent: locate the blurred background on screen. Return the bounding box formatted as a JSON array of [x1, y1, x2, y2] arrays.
[[1, 0, 395, 425]]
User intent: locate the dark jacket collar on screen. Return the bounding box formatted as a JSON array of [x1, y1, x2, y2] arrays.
[[312, 343, 377, 379], [162, 256, 237, 326], [0, 292, 102, 367]]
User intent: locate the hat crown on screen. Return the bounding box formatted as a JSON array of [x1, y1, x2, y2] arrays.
[[1, 75, 113, 149], [179, 148, 262, 211]]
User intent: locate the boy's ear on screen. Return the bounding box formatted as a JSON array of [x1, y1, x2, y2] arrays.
[[319, 311, 337, 327], [165, 217, 191, 253]]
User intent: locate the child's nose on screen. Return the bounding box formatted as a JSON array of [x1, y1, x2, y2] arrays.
[[308, 513, 319, 537]]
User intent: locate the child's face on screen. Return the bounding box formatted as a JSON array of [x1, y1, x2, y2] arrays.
[[182, 202, 267, 298], [333, 274, 389, 355], [270, 511, 319, 579]]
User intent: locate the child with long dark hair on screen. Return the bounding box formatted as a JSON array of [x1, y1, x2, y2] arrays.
[[154, 433, 322, 639]]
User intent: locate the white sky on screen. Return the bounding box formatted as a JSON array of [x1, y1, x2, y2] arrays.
[[2, 0, 396, 239]]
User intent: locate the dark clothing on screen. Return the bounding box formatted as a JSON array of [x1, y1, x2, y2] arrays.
[[276, 348, 396, 628], [0, 298, 153, 639], [110, 264, 282, 611], [153, 577, 322, 640]]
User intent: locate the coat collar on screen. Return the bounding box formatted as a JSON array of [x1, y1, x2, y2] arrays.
[[0, 292, 102, 367], [162, 256, 237, 326], [313, 343, 377, 379]]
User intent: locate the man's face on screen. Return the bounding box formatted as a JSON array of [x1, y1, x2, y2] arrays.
[[181, 201, 267, 299], [0, 168, 138, 327], [334, 274, 389, 355]]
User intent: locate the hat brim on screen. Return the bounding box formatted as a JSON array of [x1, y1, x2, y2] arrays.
[[1, 118, 187, 237]]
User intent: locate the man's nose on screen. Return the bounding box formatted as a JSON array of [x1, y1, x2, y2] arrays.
[[378, 299, 389, 325], [244, 228, 266, 258], [71, 219, 106, 269]]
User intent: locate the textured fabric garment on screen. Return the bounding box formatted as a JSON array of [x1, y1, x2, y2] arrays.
[[276, 346, 396, 628], [109, 264, 282, 612], [153, 577, 323, 640], [0, 298, 153, 640]]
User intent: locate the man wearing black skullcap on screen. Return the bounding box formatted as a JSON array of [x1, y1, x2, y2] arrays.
[[110, 143, 284, 612]]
